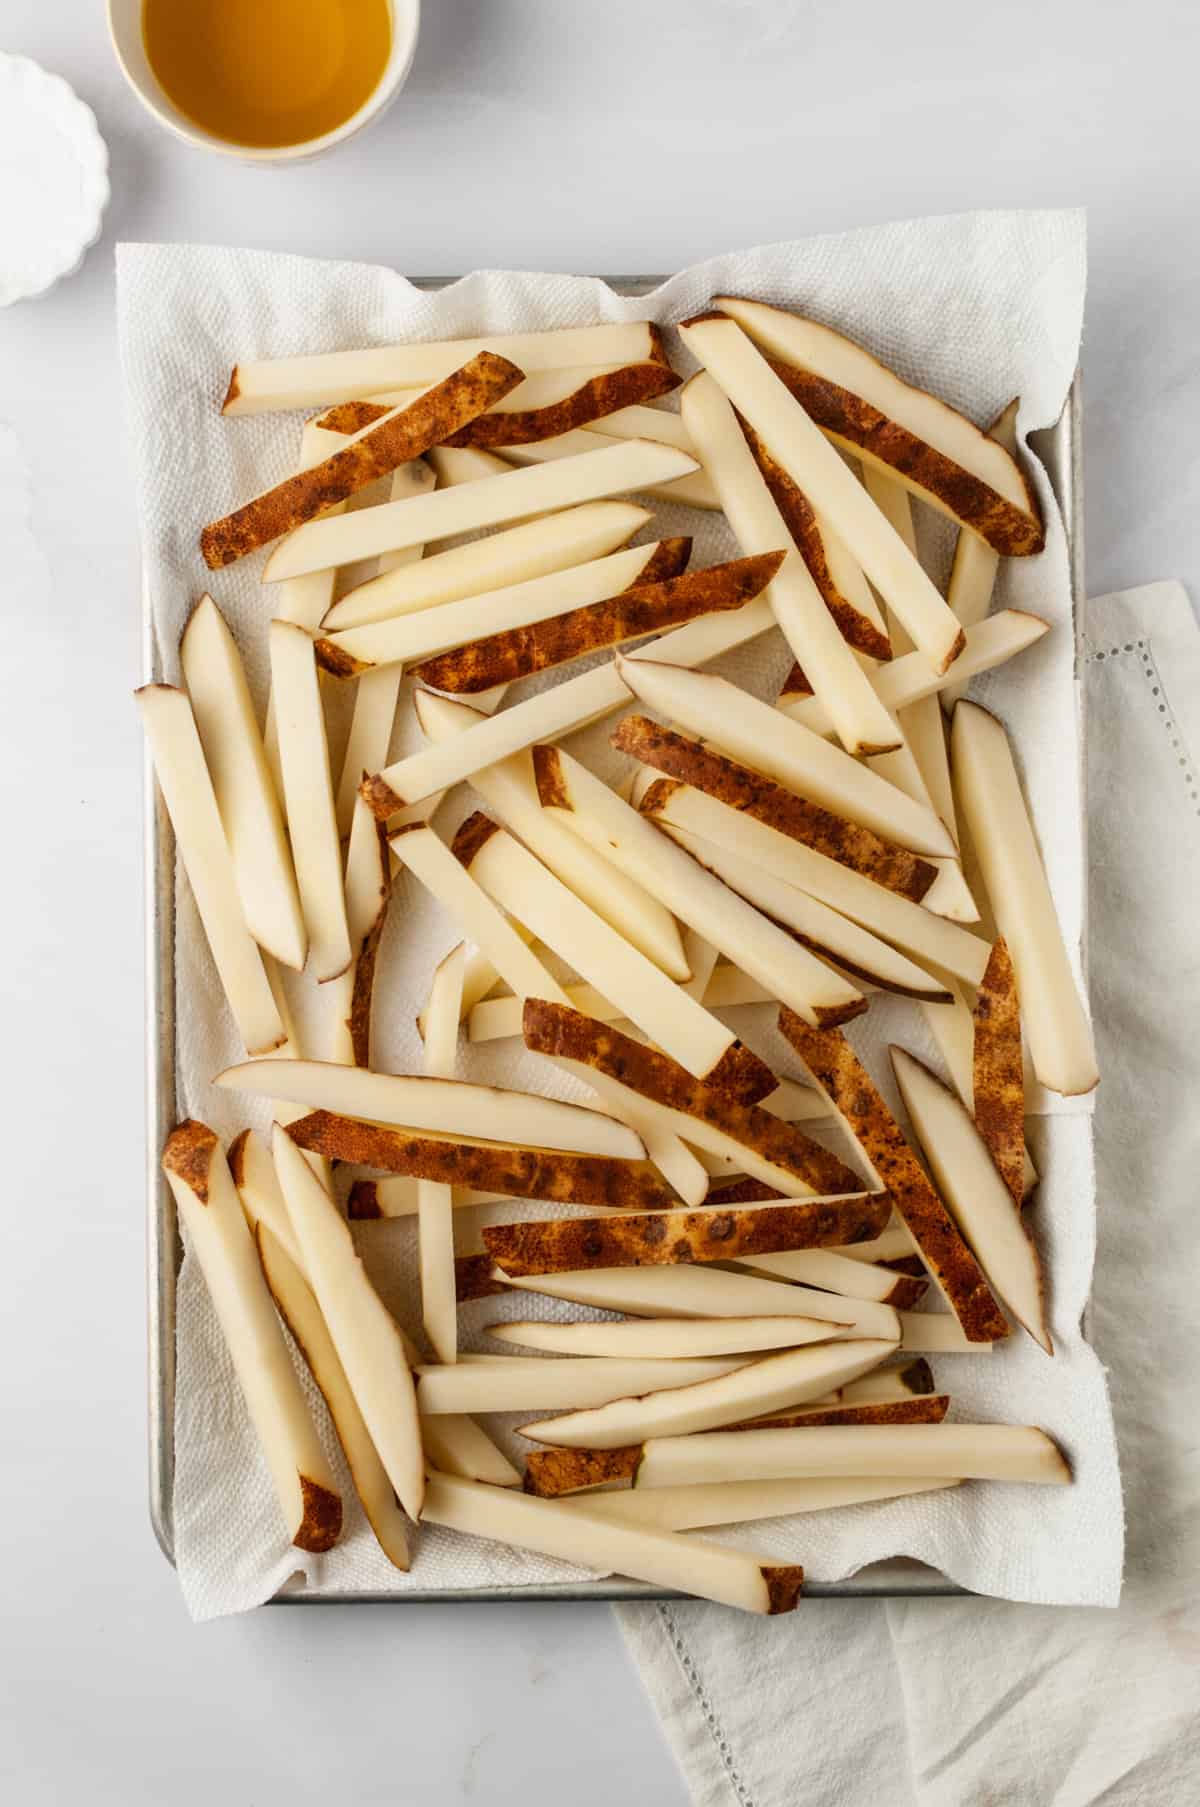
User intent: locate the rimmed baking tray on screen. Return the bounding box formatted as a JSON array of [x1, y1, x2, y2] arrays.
[[145, 277, 1085, 1601]]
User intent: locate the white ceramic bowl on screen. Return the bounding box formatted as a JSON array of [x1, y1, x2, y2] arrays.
[[0, 56, 110, 306], [106, 0, 421, 163]]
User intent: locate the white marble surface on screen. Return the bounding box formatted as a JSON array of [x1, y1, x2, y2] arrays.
[[1, 3, 1197, 1801]]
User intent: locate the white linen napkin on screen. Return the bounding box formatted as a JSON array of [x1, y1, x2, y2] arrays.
[[618, 581, 1200, 1807], [115, 210, 1120, 1619]]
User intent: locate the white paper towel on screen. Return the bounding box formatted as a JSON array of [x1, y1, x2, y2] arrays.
[[116, 210, 1121, 1619]]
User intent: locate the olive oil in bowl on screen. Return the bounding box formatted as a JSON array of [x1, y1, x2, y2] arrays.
[[141, 0, 394, 151]]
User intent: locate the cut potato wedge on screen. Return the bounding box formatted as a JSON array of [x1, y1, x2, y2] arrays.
[[222, 323, 666, 414], [738, 418, 893, 661], [452, 816, 771, 1091], [203, 352, 522, 567], [487, 1316, 841, 1359], [162, 1121, 341, 1551], [534, 743, 866, 1027], [891, 1047, 1051, 1353], [952, 702, 1098, 1096], [558, 1475, 957, 1529], [897, 1312, 996, 1352], [495, 429, 721, 509], [319, 540, 676, 675], [778, 610, 1051, 733], [136, 686, 286, 1055], [321, 797, 392, 1067], [483, 1192, 888, 1276], [616, 658, 952, 857], [419, 1416, 521, 1488], [522, 1000, 865, 1197], [416, 1356, 750, 1414], [580, 402, 696, 454], [427, 443, 515, 485], [324, 501, 649, 631], [637, 1421, 1069, 1488], [264, 439, 699, 583], [972, 938, 1027, 1207], [496, 1262, 896, 1329], [272, 1129, 424, 1519], [520, 1341, 895, 1449], [663, 825, 949, 1003], [714, 298, 1042, 556], [347, 1177, 507, 1219], [680, 372, 901, 755], [680, 316, 965, 673], [413, 693, 690, 979], [288, 1112, 678, 1212], [412, 551, 779, 694], [642, 780, 991, 987], [229, 1126, 306, 1270], [778, 1013, 1010, 1345], [215, 1057, 644, 1160], [466, 964, 773, 1043], [830, 1224, 918, 1266], [268, 620, 352, 982], [255, 1222, 409, 1568], [614, 715, 936, 902], [420, 1471, 804, 1614], [418, 944, 466, 1365], [180, 596, 306, 971]]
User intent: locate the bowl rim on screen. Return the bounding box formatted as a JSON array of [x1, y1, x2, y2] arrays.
[[105, 0, 421, 164]]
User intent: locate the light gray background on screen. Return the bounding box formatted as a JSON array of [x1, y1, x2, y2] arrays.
[[0, 4, 1195, 1802]]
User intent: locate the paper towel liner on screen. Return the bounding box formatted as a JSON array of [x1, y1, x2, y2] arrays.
[[116, 211, 1122, 1619]]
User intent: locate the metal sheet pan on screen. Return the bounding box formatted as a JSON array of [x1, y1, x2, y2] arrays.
[[145, 278, 1085, 1602]]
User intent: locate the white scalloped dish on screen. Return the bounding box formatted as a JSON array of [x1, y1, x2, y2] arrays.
[[0, 55, 110, 307]]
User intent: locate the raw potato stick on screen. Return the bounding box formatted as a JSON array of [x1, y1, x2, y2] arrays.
[[891, 1047, 1051, 1353], [487, 1316, 844, 1359], [445, 360, 680, 447], [519, 1341, 896, 1449], [229, 1126, 306, 1270], [412, 690, 690, 979], [533, 743, 867, 1026], [679, 314, 965, 673], [942, 400, 1021, 710], [419, 1416, 521, 1488], [215, 1058, 644, 1160], [348, 1177, 507, 1219], [733, 1246, 927, 1307], [420, 1471, 805, 1615], [613, 715, 937, 902], [135, 685, 286, 1056], [636, 1422, 1070, 1489], [222, 322, 667, 414], [323, 501, 649, 631], [680, 371, 901, 756], [580, 402, 697, 453], [268, 620, 352, 982], [318, 539, 681, 675], [202, 352, 523, 567], [897, 1312, 996, 1352], [778, 1012, 1010, 1344], [713, 298, 1043, 556], [495, 429, 721, 511], [272, 1130, 425, 1520], [952, 702, 1099, 1096], [180, 596, 307, 971], [642, 782, 991, 987], [263, 439, 699, 583], [491, 1262, 898, 1330], [972, 938, 1027, 1206], [662, 823, 950, 1003], [161, 1122, 342, 1552], [412, 552, 783, 693], [416, 1356, 750, 1414], [419, 945, 465, 1365], [737, 417, 892, 659], [615, 657, 953, 857], [522, 999, 866, 1197], [451, 815, 773, 1094], [482, 1192, 890, 1276], [467, 966, 773, 1043], [557, 1475, 957, 1529], [286, 1112, 680, 1213], [254, 1223, 410, 1568], [778, 610, 1050, 733]]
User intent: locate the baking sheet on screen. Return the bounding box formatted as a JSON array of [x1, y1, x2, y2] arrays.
[[144, 279, 1085, 1602]]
